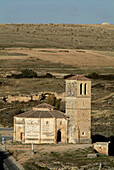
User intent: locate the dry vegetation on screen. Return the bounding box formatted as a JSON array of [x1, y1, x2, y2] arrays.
[[0, 24, 114, 51], [7, 145, 114, 170]]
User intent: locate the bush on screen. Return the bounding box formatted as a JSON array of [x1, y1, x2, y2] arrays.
[[7, 71, 56, 79], [44, 73, 55, 78], [64, 74, 74, 79], [11, 74, 22, 79], [55, 99, 61, 109], [86, 72, 99, 79], [7, 69, 38, 78], [47, 94, 56, 106], [86, 72, 114, 80], [47, 94, 61, 110], [21, 69, 37, 78], [38, 73, 55, 78]]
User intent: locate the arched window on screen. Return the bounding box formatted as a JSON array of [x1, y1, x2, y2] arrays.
[[84, 83, 87, 95], [80, 83, 82, 95]]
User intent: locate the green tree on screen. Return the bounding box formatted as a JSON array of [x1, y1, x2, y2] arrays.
[[47, 94, 56, 106], [55, 99, 61, 109]]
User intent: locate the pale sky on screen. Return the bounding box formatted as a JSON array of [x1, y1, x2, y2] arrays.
[[0, 0, 114, 24]]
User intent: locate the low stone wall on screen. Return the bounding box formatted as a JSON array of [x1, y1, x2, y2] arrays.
[[3, 92, 65, 103], [6, 95, 31, 103], [93, 142, 110, 156]]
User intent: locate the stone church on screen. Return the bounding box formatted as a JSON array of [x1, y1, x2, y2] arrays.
[[13, 75, 91, 144]]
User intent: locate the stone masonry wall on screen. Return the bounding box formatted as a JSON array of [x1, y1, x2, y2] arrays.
[[4, 92, 65, 103], [65, 79, 91, 144], [93, 142, 110, 155]]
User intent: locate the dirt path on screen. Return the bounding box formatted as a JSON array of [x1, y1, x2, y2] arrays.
[[8, 144, 92, 153], [92, 92, 114, 103]]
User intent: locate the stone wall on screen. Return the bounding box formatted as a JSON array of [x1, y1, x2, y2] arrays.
[[4, 92, 65, 103], [57, 118, 68, 143], [41, 118, 55, 143], [93, 142, 110, 155], [13, 117, 25, 142], [65, 79, 91, 144], [14, 117, 67, 144]]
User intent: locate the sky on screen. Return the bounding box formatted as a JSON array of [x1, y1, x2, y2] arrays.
[[0, 0, 114, 24]]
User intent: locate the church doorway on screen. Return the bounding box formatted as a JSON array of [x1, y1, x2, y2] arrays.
[[57, 130, 61, 142]]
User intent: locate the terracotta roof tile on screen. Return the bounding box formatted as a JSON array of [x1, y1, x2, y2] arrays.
[[15, 103, 68, 119], [67, 74, 89, 81]]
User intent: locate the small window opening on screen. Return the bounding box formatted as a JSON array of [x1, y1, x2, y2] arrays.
[[84, 83, 87, 95], [46, 121, 48, 125], [82, 132, 85, 136], [80, 83, 82, 95], [60, 121, 62, 125]]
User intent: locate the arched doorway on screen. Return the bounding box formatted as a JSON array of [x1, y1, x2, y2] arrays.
[[57, 130, 61, 142]]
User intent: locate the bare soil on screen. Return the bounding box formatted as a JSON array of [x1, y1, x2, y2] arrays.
[[7, 144, 114, 170]]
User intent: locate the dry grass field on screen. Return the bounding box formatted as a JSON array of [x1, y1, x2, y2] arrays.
[[0, 24, 114, 51], [0, 48, 114, 66], [0, 47, 114, 96]]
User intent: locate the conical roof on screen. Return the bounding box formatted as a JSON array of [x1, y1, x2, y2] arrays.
[[67, 74, 89, 81], [15, 103, 68, 119]]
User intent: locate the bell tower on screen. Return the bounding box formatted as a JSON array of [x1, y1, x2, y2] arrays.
[[65, 75, 91, 143]]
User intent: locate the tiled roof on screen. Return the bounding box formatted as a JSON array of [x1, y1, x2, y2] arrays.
[[67, 75, 89, 81], [15, 103, 68, 119]]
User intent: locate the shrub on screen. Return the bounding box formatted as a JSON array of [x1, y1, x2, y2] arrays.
[[86, 72, 114, 80], [47, 94, 56, 106], [55, 99, 61, 109], [21, 69, 37, 78], [8, 69, 38, 78], [47, 94, 62, 110], [64, 74, 74, 79], [86, 72, 99, 79], [44, 73, 55, 78], [38, 73, 55, 78]]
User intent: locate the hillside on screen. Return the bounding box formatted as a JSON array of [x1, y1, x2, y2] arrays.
[[0, 24, 114, 51]]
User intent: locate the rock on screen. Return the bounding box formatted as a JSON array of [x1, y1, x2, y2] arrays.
[[87, 153, 97, 158]]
